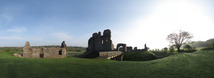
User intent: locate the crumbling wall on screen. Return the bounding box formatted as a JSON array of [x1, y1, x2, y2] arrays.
[[43, 48, 66, 58], [22, 41, 67, 58], [31, 48, 42, 58]]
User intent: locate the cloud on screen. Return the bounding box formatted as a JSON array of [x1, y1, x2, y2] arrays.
[[0, 36, 24, 40], [52, 32, 72, 41], [0, 35, 46, 46], [0, 14, 13, 24], [30, 37, 45, 41], [7, 27, 27, 33], [0, 35, 45, 41]]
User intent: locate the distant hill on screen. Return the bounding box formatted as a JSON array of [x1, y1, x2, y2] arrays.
[[188, 38, 214, 48]]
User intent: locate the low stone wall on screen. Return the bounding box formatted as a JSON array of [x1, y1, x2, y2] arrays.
[[99, 51, 122, 59], [13, 53, 23, 57]]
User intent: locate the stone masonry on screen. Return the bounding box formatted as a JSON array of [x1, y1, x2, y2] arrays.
[[22, 41, 66, 58]]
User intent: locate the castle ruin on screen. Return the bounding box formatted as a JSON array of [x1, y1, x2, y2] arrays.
[[22, 41, 67, 58], [81, 29, 149, 58], [81, 29, 116, 58]]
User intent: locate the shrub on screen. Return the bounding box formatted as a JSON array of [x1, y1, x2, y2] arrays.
[[183, 44, 192, 50], [122, 51, 156, 61], [169, 46, 175, 52], [181, 44, 197, 53], [163, 47, 168, 53]]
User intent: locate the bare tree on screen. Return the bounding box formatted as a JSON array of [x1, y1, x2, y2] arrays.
[[167, 30, 193, 52]]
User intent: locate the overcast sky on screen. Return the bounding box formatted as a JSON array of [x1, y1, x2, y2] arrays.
[[0, 0, 214, 49]]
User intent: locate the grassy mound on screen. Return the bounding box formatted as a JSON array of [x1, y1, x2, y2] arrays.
[[0, 49, 214, 78], [122, 51, 156, 61]]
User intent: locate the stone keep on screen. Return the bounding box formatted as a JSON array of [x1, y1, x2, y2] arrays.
[[87, 29, 114, 53], [23, 41, 67, 58]]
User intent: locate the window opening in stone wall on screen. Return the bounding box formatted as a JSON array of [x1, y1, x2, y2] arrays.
[[40, 54, 44, 58], [59, 50, 62, 55]]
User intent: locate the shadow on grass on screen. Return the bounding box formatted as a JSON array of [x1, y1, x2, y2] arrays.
[[201, 48, 214, 50], [152, 49, 198, 59]]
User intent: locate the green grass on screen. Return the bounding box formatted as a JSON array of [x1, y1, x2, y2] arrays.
[[0, 49, 214, 78], [123, 51, 156, 61]]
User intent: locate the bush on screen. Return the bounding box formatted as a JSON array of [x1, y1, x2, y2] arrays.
[[169, 46, 175, 52], [163, 47, 168, 53], [183, 44, 192, 50], [181, 44, 197, 53], [122, 51, 156, 61]]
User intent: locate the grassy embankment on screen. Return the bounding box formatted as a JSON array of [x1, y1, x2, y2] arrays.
[[0, 48, 214, 78]]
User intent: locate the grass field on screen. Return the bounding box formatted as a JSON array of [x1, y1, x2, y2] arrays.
[[0, 49, 214, 78]]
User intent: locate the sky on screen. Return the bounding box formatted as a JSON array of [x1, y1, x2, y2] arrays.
[[0, 0, 214, 49]]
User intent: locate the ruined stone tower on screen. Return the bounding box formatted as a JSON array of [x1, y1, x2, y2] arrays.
[[23, 41, 32, 58], [87, 29, 114, 52], [82, 29, 114, 57]]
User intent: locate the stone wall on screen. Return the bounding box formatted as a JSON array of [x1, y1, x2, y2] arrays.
[[43, 47, 66, 58], [99, 51, 122, 59], [22, 41, 66, 58]]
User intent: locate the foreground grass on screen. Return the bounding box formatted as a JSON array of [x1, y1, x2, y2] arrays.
[[0, 49, 214, 78]]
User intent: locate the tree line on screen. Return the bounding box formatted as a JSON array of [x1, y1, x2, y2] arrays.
[[167, 30, 214, 52]]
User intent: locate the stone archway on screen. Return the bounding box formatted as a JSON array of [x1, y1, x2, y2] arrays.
[[116, 43, 127, 52]]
